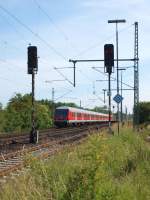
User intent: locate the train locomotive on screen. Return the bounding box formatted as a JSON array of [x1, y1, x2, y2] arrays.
[[54, 106, 112, 127]]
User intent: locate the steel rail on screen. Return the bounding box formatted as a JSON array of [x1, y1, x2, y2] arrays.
[[0, 123, 108, 178]]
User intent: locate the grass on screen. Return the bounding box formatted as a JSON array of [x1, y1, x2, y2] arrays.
[[0, 127, 150, 200]]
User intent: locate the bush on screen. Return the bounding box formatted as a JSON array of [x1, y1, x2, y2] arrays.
[[1, 128, 150, 199]]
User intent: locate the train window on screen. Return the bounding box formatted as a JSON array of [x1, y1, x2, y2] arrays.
[[55, 109, 68, 117], [77, 113, 81, 117]]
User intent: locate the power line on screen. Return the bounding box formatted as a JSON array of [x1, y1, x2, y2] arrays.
[[0, 4, 67, 61], [33, 0, 79, 53], [76, 24, 133, 57], [0, 75, 30, 88], [55, 90, 72, 101], [1, 40, 26, 54], [92, 67, 134, 89], [0, 12, 27, 42], [53, 66, 74, 86], [0, 57, 25, 72], [33, 0, 68, 41]]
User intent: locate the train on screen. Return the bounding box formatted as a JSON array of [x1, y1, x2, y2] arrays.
[[54, 106, 112, 127]]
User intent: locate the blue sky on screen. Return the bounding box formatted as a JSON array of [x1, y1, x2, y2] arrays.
[[0, 0, 149, 113]]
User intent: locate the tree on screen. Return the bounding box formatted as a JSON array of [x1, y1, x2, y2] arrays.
[[92, 106, 108, 114], [138, 102, 150, 124], [4, 94, 52, 133]]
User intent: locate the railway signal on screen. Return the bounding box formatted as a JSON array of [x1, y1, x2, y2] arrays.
[[104, 44, 114, 74], [104, 44, 114, 134], [28, 46, 38, 74], [27, 45, 38, 143]]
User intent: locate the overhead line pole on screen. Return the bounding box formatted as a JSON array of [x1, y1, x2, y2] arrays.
[[73, 61, 76, 87], [52, 88, 55, 125], [108, 19, 126, 134], [133, 22, 139, 130], [119, 68, 126, 125]]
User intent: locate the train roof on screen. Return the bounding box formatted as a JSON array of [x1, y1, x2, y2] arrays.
[[55, 106, 108, 116]]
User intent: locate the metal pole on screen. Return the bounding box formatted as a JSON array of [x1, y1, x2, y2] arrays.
[[73, 61, 76, 87], [52, 88, 55, 125], [103, 89, 106, 104], [133, 22, 139, 130], [125, 106, 128, 122], [30, 68, 35, 143], [120, 70, 123, 124], [107, 19, 126, 134], [108, 73, 111, 132], [116, 22, 120, 134]]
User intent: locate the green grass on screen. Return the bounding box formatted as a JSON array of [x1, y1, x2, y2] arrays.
[[0, 127, 150, 200]]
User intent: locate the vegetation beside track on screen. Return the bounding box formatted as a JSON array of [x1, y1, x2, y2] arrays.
[[0, 93, 110, 134], [0, 93, 78, 134], [1, 127, 150, 200]]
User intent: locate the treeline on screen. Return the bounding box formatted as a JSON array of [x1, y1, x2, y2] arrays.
[[1, 93, 148, 133], [0, 93, 110, 134], [0, 93, 78, 133]]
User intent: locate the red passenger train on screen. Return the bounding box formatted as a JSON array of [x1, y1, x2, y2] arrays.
[[54, 106, 112, 127]]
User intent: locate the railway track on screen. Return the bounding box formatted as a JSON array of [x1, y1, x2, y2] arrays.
[[0, 127, 85, 154], [0, 123, 108, 179]]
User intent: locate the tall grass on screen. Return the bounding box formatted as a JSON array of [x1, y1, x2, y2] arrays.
[[0, 128, 150, 200]]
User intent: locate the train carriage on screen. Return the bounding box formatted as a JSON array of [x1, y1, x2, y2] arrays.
[[54, 106, 112, 127]]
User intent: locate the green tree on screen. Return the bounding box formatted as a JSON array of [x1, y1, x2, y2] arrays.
[[35, 103, 52, 129], [4, 94, 52, 133], [138, 102, 150, 124], [92, 106, 108, 114], [0, 103, 5, 132]]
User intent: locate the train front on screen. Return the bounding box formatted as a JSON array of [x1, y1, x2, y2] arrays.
[[54, 107, 68, 127]]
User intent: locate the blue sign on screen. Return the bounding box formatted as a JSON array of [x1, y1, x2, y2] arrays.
[[113, 94, 123, 104]]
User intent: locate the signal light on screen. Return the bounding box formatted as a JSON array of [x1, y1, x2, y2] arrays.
[[28, 46, 38, 74], [104, 44, 114, 74]]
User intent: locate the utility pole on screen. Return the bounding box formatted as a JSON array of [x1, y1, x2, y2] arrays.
[[52, 88, 55, 124], [103, 89, 106, 104], [108, 19, 126, 134], [121, 70, 123, 123], [93, 82, 96, 95], [108, 72, 111, 127], [31, 66, 35, 139], [133, 22, 139, 130], [73, 60, 77, 87], [80, 100, 82, 108], [118, 68, 126, 125], [125, 106, 128, 122]]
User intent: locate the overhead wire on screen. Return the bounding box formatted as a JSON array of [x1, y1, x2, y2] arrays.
[[53, 66, 74, 86], [92, 67, 134, 89], [76, 24, 133, 57], [0, 3, 134, 108], [0, 4, 67, 61], [0, 12, 27, 42], [33, 0, 78, 53], [0, 75, 30, 88]]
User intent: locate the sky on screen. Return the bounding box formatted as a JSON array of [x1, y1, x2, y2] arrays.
[[0, 0, 149, 113]]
